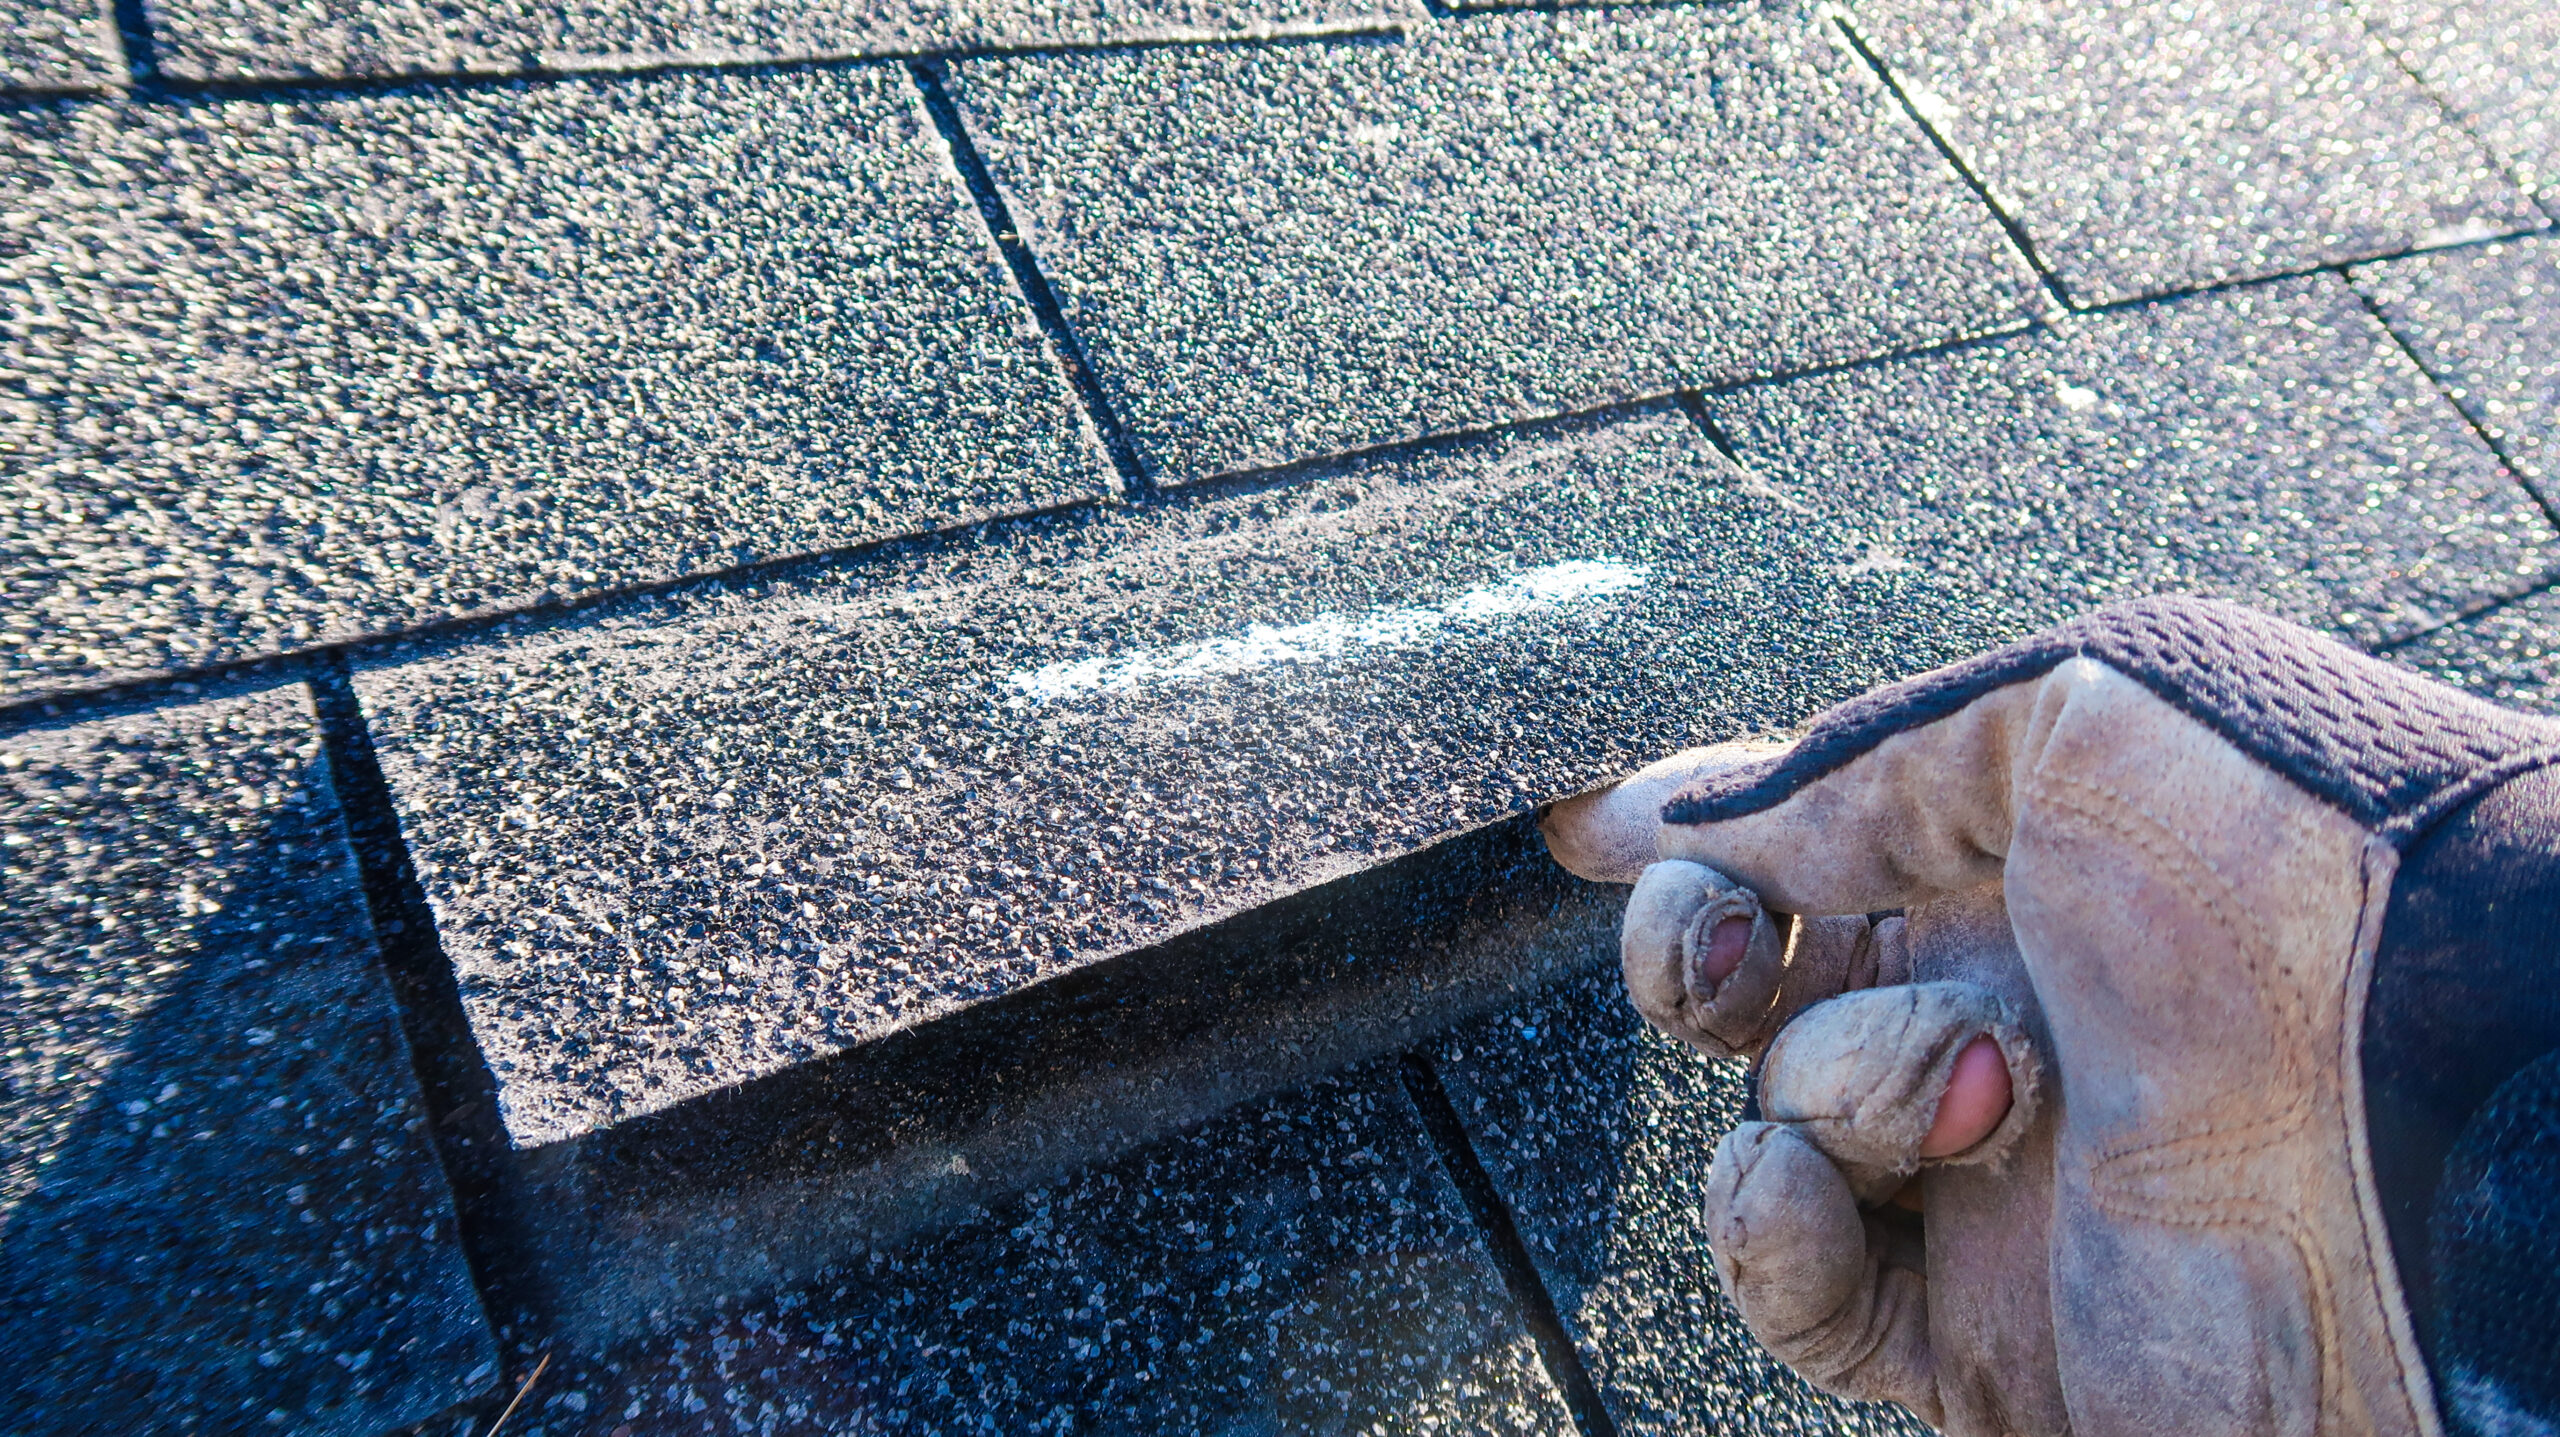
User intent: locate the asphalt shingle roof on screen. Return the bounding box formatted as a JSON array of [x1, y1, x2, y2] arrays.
[[946, 7, 2050, 480], [0, 0, 116, 91], [0, 687, 492, 1434], [2, 69, 1108, 696], [6, 0, 2560, 1429]]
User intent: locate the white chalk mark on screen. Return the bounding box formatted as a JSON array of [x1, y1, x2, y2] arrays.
[[1006, 559, 1649, 704]]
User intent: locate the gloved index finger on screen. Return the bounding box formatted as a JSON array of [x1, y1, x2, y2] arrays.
[[1656, 657, 2045, 916]]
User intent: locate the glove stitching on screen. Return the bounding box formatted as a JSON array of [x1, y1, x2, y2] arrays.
[[2028, 771, 2349, 1426]]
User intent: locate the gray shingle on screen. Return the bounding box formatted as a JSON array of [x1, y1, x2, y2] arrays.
[[2356, 235, 2560, 494], [2354, 0, 2560, 203], [1845, 0, 2540, 305], [144, 0, 1413, 85], [0, 68, 1109, 699], [508, 1067, 1569, 1435], [350, 405, 2015, 1146], [1699, 275, 2555, 646], [946, 6, 2048, 482], [0, 0, 118, 92], [2391, 586, 2560, 714], [1430, 968, 1931, 1437], [0, 686, 494, 1435]]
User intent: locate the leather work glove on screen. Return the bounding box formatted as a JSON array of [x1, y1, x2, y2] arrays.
[[1542, 596, 2560, 1437]]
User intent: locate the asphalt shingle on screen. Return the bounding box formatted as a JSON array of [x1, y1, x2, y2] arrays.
[[2354, 0, 2560, 204], [350, 404, 2014, 1146], [2391, 587, 2560, 713], [143, 0, 1414, 86], [0, 0, 118, 92], [2356, 234, 2560, 494], [0, 67, 1109, 699], [1699, 274, 2555, 646], [945, 5, 2048, 482], [1844, 0, 2540, 305], [0, 685, 494, 1435], [1430, 968, 1930, 1437], [506, 1066, 1569, 1436]]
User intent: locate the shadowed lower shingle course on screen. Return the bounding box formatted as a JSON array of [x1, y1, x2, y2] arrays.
[[0, 66, 1108, 698], [1844, 0, 2539, 305], [504, 1066, 1570, 1432], [947, 3, 2048, 482], [0, 686, 493, 1435]]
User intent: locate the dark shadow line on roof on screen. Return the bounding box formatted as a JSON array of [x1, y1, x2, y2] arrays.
[[1157, 392, 1690, 502], [1828, 14, 2073, 315], [2375, 574, 2560, 655], [909, 57, 1154, 496], [1436, 0, 1726, 14], [307, 656, 546, 1392], [47, 20, 1404, 107], [1401, 1050, 1623, 1437], [2342, 279, 2560, 536], [2055, 218, 2560, 318], [107, 0, 155, 86]]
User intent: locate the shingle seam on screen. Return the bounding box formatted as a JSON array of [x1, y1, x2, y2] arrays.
[[307, 656, 534, 1337], [1400, 1051, 1623, 1437], [1827, 14, 2072, 314], [909, 57, 1153, 495], [126, 24, 1408, 104], [2375, 575, 2560, 657], [2343, 277, 2560, 531], [0, 489, 1114, 735], [2336, 0, 2552, 223]]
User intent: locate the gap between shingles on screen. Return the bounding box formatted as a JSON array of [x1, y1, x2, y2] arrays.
[[906, 56, 1154, 495], [1400, 1051, 1624, 1437]]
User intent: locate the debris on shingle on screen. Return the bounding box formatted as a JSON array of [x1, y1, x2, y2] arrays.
[[350, 404, 2014, 1146], [1701, 274, 2556, 646], [947, 6, 2048, 481], [1844, 0, 2541, 305], [0, 685, 494, 1436], [507, 1066, 1569, 1435], [1431, 968, 1932, 1437], [2356, 234, 2560, 494], [0, 0, 118, 92], [143, 0, 1417, 85], [2352, 0, 2560, 204], [0, 67, 1109, 699]]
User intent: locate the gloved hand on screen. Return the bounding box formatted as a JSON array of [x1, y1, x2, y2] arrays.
[[1542, 596, 2560, 1437]]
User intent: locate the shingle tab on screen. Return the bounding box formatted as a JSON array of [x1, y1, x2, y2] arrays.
[[144, 0, 1414, 85], [2356, 235, 2560, 494], [1430, 969, 1931, 1437], [0, 68, 1109, 699], [2354, 0, 2560, 203], [505, 1067, 1571, 1433], [1845, 0, 2540, 305], [0, 0, 118, 92], [946, 6, 2048, 482], [0, 686, 494, 1435], [350, 406, 2018, 1146], [1700, 275, 2555, 646]]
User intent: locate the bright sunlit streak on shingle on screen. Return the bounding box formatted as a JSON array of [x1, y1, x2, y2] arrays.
[[1004, 559, 1648, 705]]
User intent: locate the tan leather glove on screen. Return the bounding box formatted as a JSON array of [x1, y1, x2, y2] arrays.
[[1543, 596, 2560, 1437]]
